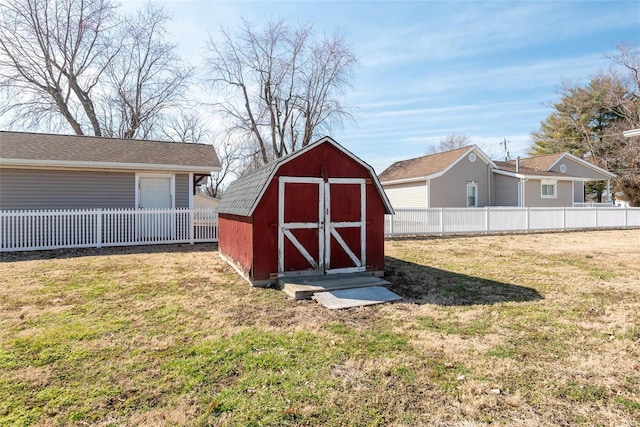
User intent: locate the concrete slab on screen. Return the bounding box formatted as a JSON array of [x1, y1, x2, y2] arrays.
[[313, 286, 402, 309], [281, 274, 390, 300]]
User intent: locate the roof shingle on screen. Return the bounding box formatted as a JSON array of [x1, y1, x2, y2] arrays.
[[378, 146, 472, 182], [0, 131, 220, 171]]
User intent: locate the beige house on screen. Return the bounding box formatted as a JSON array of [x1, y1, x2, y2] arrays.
[[379, 146, 616, 208], [194, 193, 220, 209]]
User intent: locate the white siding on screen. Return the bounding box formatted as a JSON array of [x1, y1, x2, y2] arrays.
[[383, 181, 427, 208]]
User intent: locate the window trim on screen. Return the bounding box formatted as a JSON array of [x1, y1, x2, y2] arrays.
[[466, 181, 478, 207], [135, 172, 176, 209], [541, 179, 557, 199]]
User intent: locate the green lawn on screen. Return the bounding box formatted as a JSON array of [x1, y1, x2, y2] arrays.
[[1, 229, 639, 426]]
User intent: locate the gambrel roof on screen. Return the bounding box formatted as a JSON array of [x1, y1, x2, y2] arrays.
[[0, 131, 221, 173], [219, 136, 394, 217]]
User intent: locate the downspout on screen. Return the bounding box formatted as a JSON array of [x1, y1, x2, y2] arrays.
[[516, 157, 524, 207], [487, 166, 491, 206], [426, 178, 431, 208]]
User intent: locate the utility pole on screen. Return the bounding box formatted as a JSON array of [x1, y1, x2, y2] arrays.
[[500, 138, 510, 161]]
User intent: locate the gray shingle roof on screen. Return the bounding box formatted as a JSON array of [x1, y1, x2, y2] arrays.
[[217, 160, 281, 216], [0, 131, 220, 172]]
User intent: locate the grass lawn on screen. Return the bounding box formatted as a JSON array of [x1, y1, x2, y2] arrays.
[[1, 229, 639, 426]]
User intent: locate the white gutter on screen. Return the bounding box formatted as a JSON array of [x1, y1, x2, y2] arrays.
[[491, 168, 587, 181], [0, 158, 221, 173], [623, 128, 640, 138]]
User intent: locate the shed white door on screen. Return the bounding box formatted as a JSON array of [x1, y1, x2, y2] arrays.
[[278, 176, 366, 276]]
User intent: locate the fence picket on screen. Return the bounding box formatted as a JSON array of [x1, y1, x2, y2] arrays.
[[0, 208, 219, 252], [385, 207, 640, 237]]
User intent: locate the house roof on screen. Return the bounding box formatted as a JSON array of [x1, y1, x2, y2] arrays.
[[498, 152, 616, 179], [219, 136, 394, 217], [0, 131, 221, 173], [379, 145, 615, 183], [513, 153, 564, 171], [378, 145, 496, 183]]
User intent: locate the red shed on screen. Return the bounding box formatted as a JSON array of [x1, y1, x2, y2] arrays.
[[218, 137, 394, 287]]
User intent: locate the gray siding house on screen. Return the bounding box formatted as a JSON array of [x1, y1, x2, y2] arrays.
[[0, 131, 221, 211], [379, 146, 616, 208]]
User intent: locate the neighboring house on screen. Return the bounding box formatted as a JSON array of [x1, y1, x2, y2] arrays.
[[217, 136, 393, 287], [194, 193, 221, 209], [379, 145, 616, 208], [0, 131, 221, 211]]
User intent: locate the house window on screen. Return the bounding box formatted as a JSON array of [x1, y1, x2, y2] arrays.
[[541, 180, 557, 198], [466, 182, 478, 207]]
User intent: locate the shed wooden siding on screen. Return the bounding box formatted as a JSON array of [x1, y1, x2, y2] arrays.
[[248, 142, 386, 282], [0, 168, 135, 210], [383, 181, 427, 208], [429, 155, 491, 207], [524, 179, 572, 207], [549, 158, 610, 180], [218, 214, 253, 276], [494, 174, 519, 206]]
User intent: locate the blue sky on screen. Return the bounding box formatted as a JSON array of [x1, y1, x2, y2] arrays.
[[91, 1, 640, 172]]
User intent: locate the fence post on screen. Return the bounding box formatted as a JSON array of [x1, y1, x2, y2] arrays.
[[485, 207, 490, 234], [439, 208, 445, 236], [625, 206, 628, 228], [595, 206, 599, 227], [189, 208, 195, 245], [562, 207, 566, 231], [525, 207, 530, 233], [96, 209, 102, 248]]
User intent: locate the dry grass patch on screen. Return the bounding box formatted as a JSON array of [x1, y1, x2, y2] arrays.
[[1, 230, 639, 426]]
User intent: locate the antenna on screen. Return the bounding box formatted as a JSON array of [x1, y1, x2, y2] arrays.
[[500, 138, 510, 161]]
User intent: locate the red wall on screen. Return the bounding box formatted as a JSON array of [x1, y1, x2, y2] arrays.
[[250, 142, 387, 281], [218, 214, 253, 277]]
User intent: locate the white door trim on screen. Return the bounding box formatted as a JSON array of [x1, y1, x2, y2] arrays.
[[135, 173, 175, 209], [278, 176, 367, 275], [278, 177, 325, 275], [325, 178, 366, 274]]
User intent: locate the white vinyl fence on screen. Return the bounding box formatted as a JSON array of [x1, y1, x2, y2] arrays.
[[385, 206, 640, 237], [1, 208, 218, 252]]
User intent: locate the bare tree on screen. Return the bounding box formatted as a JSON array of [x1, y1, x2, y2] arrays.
[[100, 2, 192, 139], [426, 132, 471, 154], [0, 0, 118, 135], [160, 110, 210, 143], [204, 136, 245, 199], [0, 0, 190, 138], [204, 18, 357, 164]]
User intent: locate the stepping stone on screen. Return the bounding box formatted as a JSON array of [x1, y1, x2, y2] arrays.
[[281, 274, 390, 300], [313, 286, 402, 309]]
